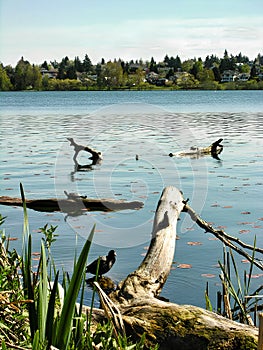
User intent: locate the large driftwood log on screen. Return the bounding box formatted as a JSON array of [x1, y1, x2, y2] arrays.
[[169, 138, 223, 159], [0, 196, 143, 213], [107, 186, 258, 349]]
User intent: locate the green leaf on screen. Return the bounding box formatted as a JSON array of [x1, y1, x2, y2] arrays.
[[1, 340, 7, 350], [32, 330, 40, 350], [54, 225, 95, 349], [37, 242, 48, 342], [46, 271, 59, 345], [20, 183, 38, 338], [246, 236, 256, 294]]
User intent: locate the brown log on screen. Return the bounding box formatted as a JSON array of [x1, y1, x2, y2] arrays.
[[108, 186, 258, 349], [0, 196, 143, 213]]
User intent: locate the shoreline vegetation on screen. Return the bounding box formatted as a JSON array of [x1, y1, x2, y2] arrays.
[[1, 184, 262, 349], [1, 50, 263, 91], [0, 185, 153, 350]]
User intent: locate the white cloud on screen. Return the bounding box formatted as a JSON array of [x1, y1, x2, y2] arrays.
[[1, 16, 262, 65]]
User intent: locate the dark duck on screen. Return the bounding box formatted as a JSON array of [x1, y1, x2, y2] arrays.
[[86, 250, 116, 277]]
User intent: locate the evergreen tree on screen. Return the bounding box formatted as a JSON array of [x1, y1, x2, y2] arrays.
[[57, 64, 66, 79], [164, 54, 169, 64], [149, 57, 158, 73], [249, 63, 257, 80], [83, 54, 92, 73], [204, 55, 219, 69], [66, 65, 77, 80], [219, 50, 236, 72], [212, 66, 221, 82], [41, 61, 49, 70], [74, 56, 83, 72]]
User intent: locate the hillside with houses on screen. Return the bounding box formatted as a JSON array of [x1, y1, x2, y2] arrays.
[[1, 50, 263, 91]]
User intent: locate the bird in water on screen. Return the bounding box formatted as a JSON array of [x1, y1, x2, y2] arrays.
[[86, 250, 116, 277]]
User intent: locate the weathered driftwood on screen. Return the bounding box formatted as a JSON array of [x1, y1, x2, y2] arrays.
[[0, 196, 143, 213], [169, 138, 223, 159], [67, 137, 103, 164], [106, 186, 258, 349]]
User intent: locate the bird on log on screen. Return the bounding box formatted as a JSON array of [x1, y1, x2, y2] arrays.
[[86, 250, 117, 277]]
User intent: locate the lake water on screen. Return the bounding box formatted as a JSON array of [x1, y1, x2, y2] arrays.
[[0, 90, 263, 309]]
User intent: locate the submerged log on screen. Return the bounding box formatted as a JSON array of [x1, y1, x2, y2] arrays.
[[108, 186, 258, 349], [169, 138, 223, 159], [0, 196, 143, 213]]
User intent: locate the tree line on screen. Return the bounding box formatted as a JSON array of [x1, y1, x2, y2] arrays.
[[0, 50, 263, 91]]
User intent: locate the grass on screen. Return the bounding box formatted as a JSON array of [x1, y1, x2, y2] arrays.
[[0, 184, 156, 349], [205, 243, 263, 325]]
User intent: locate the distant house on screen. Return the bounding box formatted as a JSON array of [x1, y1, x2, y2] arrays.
[[237, 73, 250, 82], [173, 71, 191, 82], [156, 78, 168, 86], [146, 72, 159, 84], [221, 70, 237, 82], [40, 68, 58, 79]]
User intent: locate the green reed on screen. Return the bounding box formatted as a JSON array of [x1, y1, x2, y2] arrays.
[[206, 241, 263, 326]]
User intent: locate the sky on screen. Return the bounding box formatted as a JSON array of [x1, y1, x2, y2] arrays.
[[0, 0, 262, 67]]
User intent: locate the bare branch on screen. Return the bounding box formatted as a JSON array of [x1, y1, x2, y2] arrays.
[[183, 204, 263, 270]]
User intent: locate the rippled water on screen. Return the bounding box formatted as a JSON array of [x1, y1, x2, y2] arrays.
[[0, 90, 262, 308]]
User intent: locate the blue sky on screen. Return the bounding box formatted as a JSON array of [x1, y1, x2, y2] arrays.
[[0, 0, 262, 66]]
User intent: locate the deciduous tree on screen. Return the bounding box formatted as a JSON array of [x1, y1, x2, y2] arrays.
[[0, 65, 13, 90]]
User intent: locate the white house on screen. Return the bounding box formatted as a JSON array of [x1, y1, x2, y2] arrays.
[[221, 70, 237, 82]]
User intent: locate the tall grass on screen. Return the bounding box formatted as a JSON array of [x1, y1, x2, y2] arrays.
[[205, 243, 263, 325], [19, 183, 95, 349]]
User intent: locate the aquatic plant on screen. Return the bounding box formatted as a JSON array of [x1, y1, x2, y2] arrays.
[[205, 243, 263, 326]]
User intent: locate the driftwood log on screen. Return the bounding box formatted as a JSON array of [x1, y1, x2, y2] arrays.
[[0, 196, 143, 213], [104, 186, 258, 349], [67, 137, 103, 164], [169, 138, 223, 159]]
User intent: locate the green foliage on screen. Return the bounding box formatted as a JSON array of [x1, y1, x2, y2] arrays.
[[0, 66, 13, 91], [40, 223, 58, 250], [0, 215, 29, 346]]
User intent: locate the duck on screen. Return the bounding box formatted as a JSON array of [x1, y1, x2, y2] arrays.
[[86, 250, 116, 276]]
